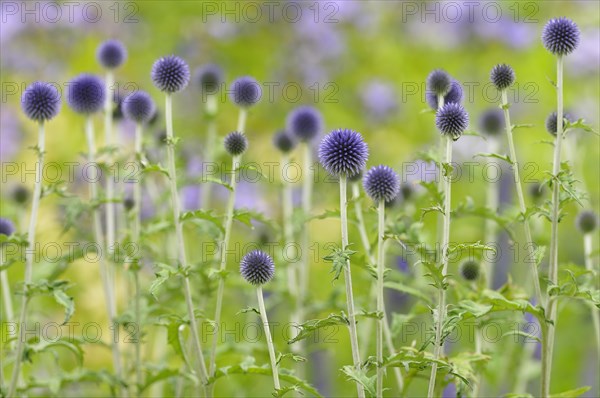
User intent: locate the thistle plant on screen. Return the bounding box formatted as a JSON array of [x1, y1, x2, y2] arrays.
[[208, 131, 249, 378], [208, 76, 259, 378], [151, 55, 210, 387], [363, 165, 400, 397], [195, 64, 224, 208], [318, 128, 368, 398], [97, 39, 126, 272], [239, 250, 281, 392], [286, 105, 322, 359], [478, 108, 504, 287], [122, 89, 156, 395], [427, 102, 468, 398], [541, 17, 580, 397], [490, 63, 544, 304], [7, 82, 61, 397]]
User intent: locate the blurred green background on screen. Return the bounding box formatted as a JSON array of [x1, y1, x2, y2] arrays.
[[1, 1, 599, 397]]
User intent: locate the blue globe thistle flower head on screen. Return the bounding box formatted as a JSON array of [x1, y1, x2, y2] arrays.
[[542, 17, 580, 56], [490, 64, 515, 91], [426, 80, 463, 110], [151, 55, 190, 93], [287, 106, 323, 142], [426, 69, 452, 96], [11, 184, 29, 204], [0, 218, 15, 236], [224, 131, 248, 156], [576, 210, 597, 234], [436, 103, 469, 140], [230, 76, 261, 107], [240, 250, 275, 285], [400, 182, 415, 201], [67, 74, 106, 114], [194, 64, 224, 95], [97, 39, 127, 69], [122, 91, 156, 124], [273, 130, 296, 153], [363, 165, 400, 203], [318, 128, 369, 177], [21, 81, 61, 122], [460, 260, 480, 281], [479, 108, 504, 136], [545, 111, 572, 136]]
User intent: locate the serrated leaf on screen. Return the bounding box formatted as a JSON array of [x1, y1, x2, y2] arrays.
[[341, 365, 376, 397], [323, 245, 356, 282], [288, 313, 349, 344], [180, 209, 224, 233]]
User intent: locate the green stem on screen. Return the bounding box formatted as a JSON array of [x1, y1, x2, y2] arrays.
[[0, 250, 14, 323], [164, 94, 210, 390], [200, 94, 218, 209], [584, 232, 600, 392], [7, 123, 45, 398], [353, 183, 404, 393], [256, 286, 281, 391], [299, 143, 313, 324], [339, 175, 365, 398], [542, 55, 563, 398], [483, 137, 499, 289], [376, 200, 385, 397], [435, 94, 445, 262], [133, 123, 143, 396], [209, 154, 240, 376], [427, 135, 452, 398], [104, 71, 117, 289], [501, 89, 543, 306]]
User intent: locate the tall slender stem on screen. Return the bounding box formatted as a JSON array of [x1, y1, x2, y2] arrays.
[[339, 175, 365, 398], [209, 154, 240, 376], [256, 286, 281, 391], [542, 55, 563, 398], [7, 123, 45, 397], [0, 250, 14, 323], [132, 123, 143, 396], [296, 143, 312, 348], [236, 108, 247, 133], [501, 90, 543, 305], [200, 94, 218, 209], [104, 71, 117, 286], [483, 138, 499, 289], [584, 232, 600, 391], [376, 200, 385, 397], [164, 94, 210, 389], [353, 183, 404, 393], [435, 94, 445, 262], [427, 136, 452, 398]]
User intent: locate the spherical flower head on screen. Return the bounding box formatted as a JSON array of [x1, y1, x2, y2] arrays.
[[528, 182, 545, 202], [273, 130, 296, 153], [490, 64, 515, 91], [460, 260, 480, 281], [11, 185, 29, 204], [427, 69, 451, 96], [426, 80, 463, 110], [318, 128, 369, 177], [97, 39, 127, 69], [123, 197, 135, 212], [363, 165, 400, 203], [542, 17, 580, 56], [479, 108, 504, 136], [21, 81, 61, 122], [122, 91, 156, 124], [287, 106, 323, 142], [545, 111, 571, 136], [67, 74, 106, 114], [224, 131, 248, 156], [230, 76, 261, 107], [436, 103, 469, 140], [194, 64, 224, 95], [576, 210, 597, 234], [240, 250, 275, 285], [0, 218, 15, 236], [151, 55, 190, 93]]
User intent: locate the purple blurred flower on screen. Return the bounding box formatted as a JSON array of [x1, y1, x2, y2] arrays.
[[360, 80, 398, 122], [0, 108, 23, 162], [180, 185, 201, 211]]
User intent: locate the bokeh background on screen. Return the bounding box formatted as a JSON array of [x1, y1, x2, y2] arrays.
[[1, 1, 599, 397]]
